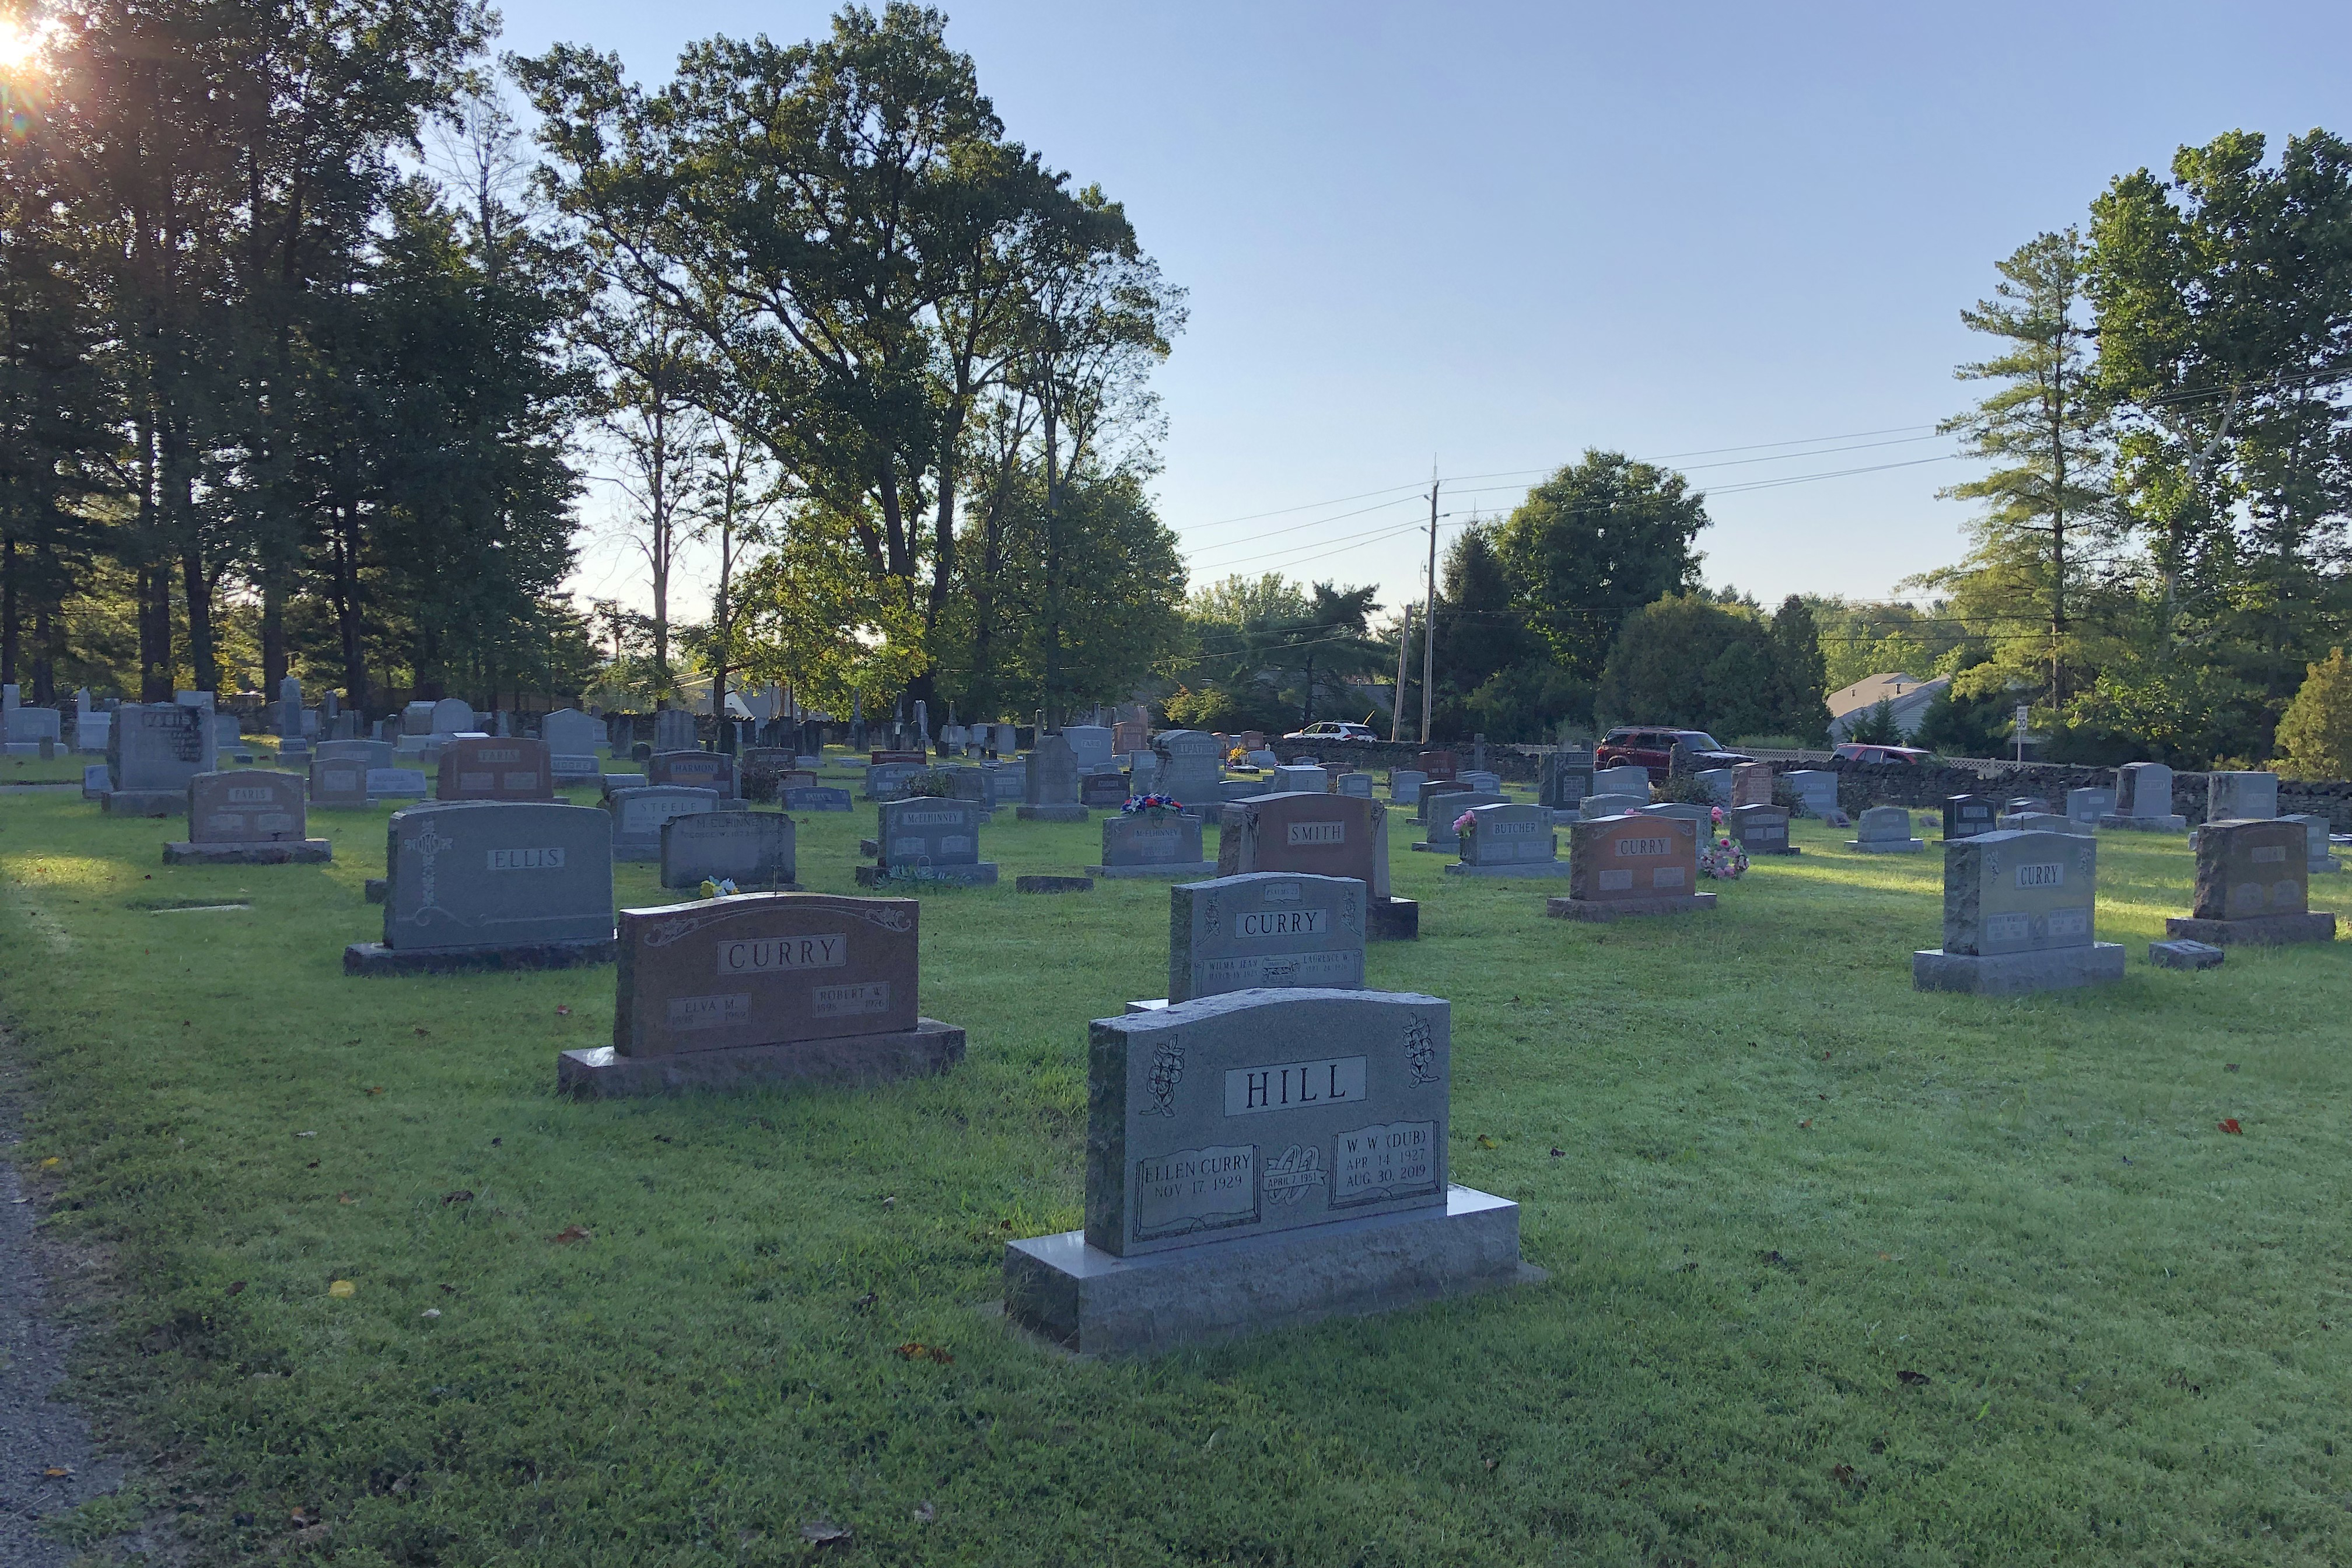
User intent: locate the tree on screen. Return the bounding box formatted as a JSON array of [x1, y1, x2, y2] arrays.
[[1494, 450, 1707, 684], [1935, 229, 2115, 712], [1765, 594, 1831, 742], [1593, 592, 1779, 738], [2274, 648, 2352, 779]]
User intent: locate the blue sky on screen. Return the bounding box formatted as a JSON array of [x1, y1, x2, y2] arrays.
[[499, 1, 2352, 625]]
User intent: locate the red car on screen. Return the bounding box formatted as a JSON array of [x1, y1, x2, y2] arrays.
[[1832, 743, 1933, 765], [1595, 727, 1755, 780]]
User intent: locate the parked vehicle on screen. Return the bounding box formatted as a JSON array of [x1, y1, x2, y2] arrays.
[[1831, 743, 1934, 766], [1282, 721, 1380, 744], [1595, 727, 1755, 780]]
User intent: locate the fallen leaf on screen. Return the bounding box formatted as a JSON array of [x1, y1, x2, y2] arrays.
[[366, 1086, 384, 1096], [551, 1226, 592, 1244], [1877, 1252, 1891, 1261], [421, 1308, 441, 1320], [1799, 1119, 1813, 1129], [1896, 1369, 1930, 1387], [40, 1156, 59, 1168], [43, 1466, 72, 1478], [328, 1279, 355, 1298], [2218, 1119, 2243, 1135], [226, 1280, 247, 1295], [895, 1342, 953, 1364], [443, 1189, 474, 1205], [802, 1520, 852, 1548], [913, 1502, 936, 1524], [1474, 1134, 1497, 1150], [338, 1192, 356, 1205], [1549, 1146, 1565, 1158], [2225, 1063, 2239, 1073], [555, 1005, 572, 1017]]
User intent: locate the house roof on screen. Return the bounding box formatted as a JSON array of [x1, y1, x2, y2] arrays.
[[1825, 671, 1945, 720]]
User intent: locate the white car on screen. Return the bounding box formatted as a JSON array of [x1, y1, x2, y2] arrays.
[[1282, 722, 1379, 743]]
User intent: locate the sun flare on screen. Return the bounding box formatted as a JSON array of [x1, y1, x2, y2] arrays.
[[0, 16, 45, 72]]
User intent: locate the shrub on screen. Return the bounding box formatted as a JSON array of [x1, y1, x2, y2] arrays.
[[2275, 649, 2352, 780]]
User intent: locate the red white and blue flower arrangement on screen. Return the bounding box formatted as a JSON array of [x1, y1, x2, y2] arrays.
[[1122, 793, 1186, 816]]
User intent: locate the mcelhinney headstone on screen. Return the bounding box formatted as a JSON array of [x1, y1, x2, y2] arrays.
[[2101, 762, 2186, 831], [2207, 771, 2278, 822], [1002, 988, 1532, 1355], [345, 802, 618, 975], [648, 749, 737, 797], [660, 811, 797, 891], [436, 736, 555, 802], [2163, 817, 2336, 947], [1414, 790, 1506, 853], [608, 785, 720, 862], [1850, 804, 1924, 853], [1730, 803, 1795, 855], [1547, 813, 1716, 922], [858, 796, 998, 886], [1019, 734, 1087, 822], [1150, 870, 1369, 1009], [1943, 793, 1998, 841], [106, 701, 217, 812], [1445, 801, 1567, 878], [559, 892, 964, 1097], [1914, 827, 2125, 994], [1091, 810, 1214, 880], [1150, 730, 1224, 817], [166, 771, 331, 864]]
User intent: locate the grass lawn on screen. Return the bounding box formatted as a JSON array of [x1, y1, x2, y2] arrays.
[[2, 772, 2349, 1565]]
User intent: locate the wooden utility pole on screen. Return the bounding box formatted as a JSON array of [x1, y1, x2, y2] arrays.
[[1388, 604, 1412, 741], [1418, 473, 1438, 746]]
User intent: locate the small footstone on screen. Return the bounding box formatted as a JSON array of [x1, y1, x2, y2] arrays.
[[1016, 874, 1093, 894], [2148, 939, 2224, 971]]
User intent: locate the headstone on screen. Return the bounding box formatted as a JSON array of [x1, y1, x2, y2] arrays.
[[1591, 764, 1650, 800], [172, 771, 326, 864], [2002, 811, 2088, 836], [2066, 786, 2115, 824], [1850, 804, 1923, 853], [1019, 735, 1087, 822], [3, 699, 60, 750], [1730, 764, 1774, 809], [1165, 872, 1367, 1003], [1415, 790, 1506, 852], [1786, 769, 1839, 818], [646, 709, 692, 754], [608, 785, 720, 862], [402, 701, 438, 736], [1414, 779, 1475, 824], [1693, 768, 1735, 806], [1150, 730, 1223, 816], [106, 702, 216, 807], [1090, 811, 1214, 880], [1548, 813, 1714, 921], [317, 738, 394, 769], [1457, 769, 1502, 794], [860, 796, 997, 886], [1537, 749, 1595, 812], [2102, 762, 2186, 831], [1336, 772, 1373, 799], [1730, 803, 1794, 855], [1111, 716, 1149, 756], [1126, 751, 1159, 793], [348, 802, 617, 974], [783, 785, 853, 812], [2149, 938, 2225, 970], [1577, 792, 1647, 820], [82, 762, 109, 801], [648, 750, 737, 797], [660, 811, 797, 890], [1079, 772, 1129, 808], [174, 690, 214, 712], [2207, 771, 2278, 821], [72, 709, 110, 754], [436, 737, 555, 802], [1943, 793, 1999, 841], [912, 699, 930, 747], [2162, 817, 2334, 946], [542, 708, 601, 758], [1417, 750, 1458, 781], [1914, 828, 2124, 993], [278, 675, 303, 739], [1216, 792, 1391, 899], [1002, 988, 1528, 1355], [366, 768, 428, 800], [1272, 764, 1329, 794], [1444, 802, 1566, 878], [429, 696, 473, 734], [212, 713, 243, 755], [1063, 724, 1115, 769], [310, 758, 371, 808], [2280, 813, 2341, 873], [556, 891, 964, 1096], [1388, 769, 1427, 805]]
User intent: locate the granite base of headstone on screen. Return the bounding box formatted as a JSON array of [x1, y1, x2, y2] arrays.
[[558, 891, 964, 1098], [2148, 939, 2225, 971], [1912, 828, 2124, 995], [2161, 912, 2336, 946], [1000, 988, 1534, 1356]]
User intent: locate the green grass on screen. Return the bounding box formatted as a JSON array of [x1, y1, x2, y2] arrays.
[[4, 749, 95, 783], [2, 777, 2350, 1564]]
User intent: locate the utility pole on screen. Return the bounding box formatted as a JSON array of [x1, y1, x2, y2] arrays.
[[1418, 468, 1438, 746], [1388, 604, 1412, 741]]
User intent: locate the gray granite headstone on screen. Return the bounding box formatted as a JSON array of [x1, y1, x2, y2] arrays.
[[1730, 803, 1793, 854], [1693, 768, 1735, 806], [541, 708, 601, 757], [402, 701, 438, 735], [317, 739, 393, 769], [430, 697, 473, 734], [380, 802, 614, 951], [1786, 769, 1839, 818], [660, 811, 796, 890], [1538, 750, 1594, 811], [1577, 792, 1647, 820], [187, 770, 307, 842], [1915, 827, 2123, 993], [1591, 764, 1650, 799], [2280, 813, 2339, 873], [108, 702, 216, 792], [1852, 804, 1923, 852], [1457, 802, 1558, 867], [367, 767, 428, 800], [2107, 762, 2185, 828], [1094, 812, 1211, 878], [874, 796, 992, 881], [1168, 872, 1366, 1003], [1336, 772, 1373, 798], [1418, 790, 1505, 850], [1388, 768, 1427, 805], [1063, 724, 1115, 769], [653, 709, 696, 752], [1022, 735, 1084, 818], [1943, 793, 1998, 840], [784, 785, 853, 812], [278, 676, 303, 739], [2066, 786, 2115, 824], [1152, 730, 1224, 815], [863, 761, 925, 802], [2207, 771, 2278, 821], [1272, 764, 1329, 793], [609, 785, 720, 860], [310, 758, 370, 807]]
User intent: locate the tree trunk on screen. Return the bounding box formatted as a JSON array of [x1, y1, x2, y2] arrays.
[[1, 535, 16, 687], [139, 563, 173, 701], [261, 578, 287, 694]]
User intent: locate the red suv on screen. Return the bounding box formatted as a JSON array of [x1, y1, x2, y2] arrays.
[[1596, 727, 1755, 780]]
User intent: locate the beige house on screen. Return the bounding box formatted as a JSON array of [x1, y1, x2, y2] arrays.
[[1825, 671, 1948, 741]]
